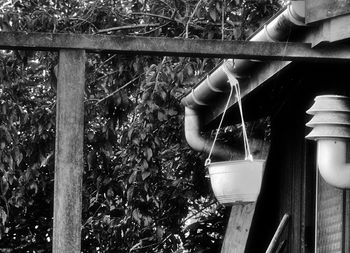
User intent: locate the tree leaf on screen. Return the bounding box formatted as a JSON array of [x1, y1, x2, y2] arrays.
[[0, 207, 7, 226], [132, 209, 141, 224], [128, 128, 134, 140], [127, 186, 134, 201], [156, 227, 165, 240], [87, 131, 95, 141], [146, 147, 153, 161], [168, 108, 178, 116], [209, 8, 217, 21], [216, 2, 221, 12], [14, 148, 23, 166], [139, 159, 148, 170], [0, 176, 8, 196], [142, 171, 151, 180], [158, 111, 167, 121], [87, 151, 96, 170], [132, 137, 140, 146], [128, 170, 138, 184]]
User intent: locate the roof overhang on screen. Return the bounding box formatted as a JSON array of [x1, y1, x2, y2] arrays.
[[189, 11, 350, 129]]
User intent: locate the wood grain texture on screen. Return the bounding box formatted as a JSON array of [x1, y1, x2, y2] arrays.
[[220, 203, 256, 253], [53, 50, 85, 253], [306, 0, 350, 24], [316, 176, 350, 253], [1, 32, 350, 62], [317, 175, 343, 253], [305, 14, 350, 47]]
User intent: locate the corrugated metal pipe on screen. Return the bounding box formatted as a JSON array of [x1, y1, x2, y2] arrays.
[[182, 1, 305, 159]]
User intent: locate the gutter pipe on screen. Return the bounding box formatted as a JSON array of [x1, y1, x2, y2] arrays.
[[182, 2, 305, 159]]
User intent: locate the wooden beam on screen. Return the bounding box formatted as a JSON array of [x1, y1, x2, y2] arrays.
[[305, 14, 350, 47], [221, 203, 256, 253], [306, 0, 350, 24], [1, 32, 350, 61], [53, 49, 85, 253]]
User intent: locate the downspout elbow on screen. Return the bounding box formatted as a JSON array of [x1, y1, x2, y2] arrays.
[[184, 107, 208, 152], [184, 107, 238, 160], [317, 139, 350, 188]]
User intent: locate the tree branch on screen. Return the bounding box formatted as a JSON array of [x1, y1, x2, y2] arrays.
[[134, 21, 172, 36], [96, 23, 160, 34], [96, 74, 143, 105], [185, 0, 205, 38], [129, 233, 172, 252], [222, 0, 226, 41], [152, 57, 167, 96], [156, 0, 173, 10], [96, 54, 117, 71], [95, 70, 119, 82], [68, 17, 98, 31], [181, 201, 216, 226], [130, 12, 176, 23]]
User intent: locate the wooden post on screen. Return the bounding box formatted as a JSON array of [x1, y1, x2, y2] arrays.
[[53, 49, 85, 253], [220, 203, 256, 253]]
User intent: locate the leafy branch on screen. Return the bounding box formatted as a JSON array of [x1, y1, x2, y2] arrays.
[[129, 200, 217, 252]]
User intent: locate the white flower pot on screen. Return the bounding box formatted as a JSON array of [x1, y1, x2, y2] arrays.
[[207, 160, 265, 205]]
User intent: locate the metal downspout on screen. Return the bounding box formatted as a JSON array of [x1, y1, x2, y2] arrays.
[[182, 1, 305, 158]]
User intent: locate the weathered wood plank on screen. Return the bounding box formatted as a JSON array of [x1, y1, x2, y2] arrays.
[[316, 176, 350, 253], [305, 14, 350, 47], [316, 175, 343, 253], [345, 190, 350, 253], [220, 203, 256, 253], [53, 49, 85, 253], [1, 32, 350, 61], [306, 0, 350, 24]]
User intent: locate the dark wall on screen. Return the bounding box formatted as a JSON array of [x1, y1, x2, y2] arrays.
[[244, 62, 350, 253]]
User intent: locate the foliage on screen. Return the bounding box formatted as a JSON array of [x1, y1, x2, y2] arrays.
[[0, 0, 280, 252]]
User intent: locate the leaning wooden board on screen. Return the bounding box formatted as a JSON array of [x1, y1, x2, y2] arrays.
[[220, 203, 256, 253]]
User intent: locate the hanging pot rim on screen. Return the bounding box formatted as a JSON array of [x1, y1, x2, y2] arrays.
[[307, 109, 350, 115], [314, 95, 349, 99], [306, 122, 350, 127], [206, 159, 265, 167]]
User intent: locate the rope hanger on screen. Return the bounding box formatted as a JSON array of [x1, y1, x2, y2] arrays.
[[205, 61, 253, 167]]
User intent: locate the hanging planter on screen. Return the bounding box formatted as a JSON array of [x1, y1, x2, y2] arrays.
[[205, 62, 265, 205], [306, 95, 350, 189], [208, 160, 265, 204]]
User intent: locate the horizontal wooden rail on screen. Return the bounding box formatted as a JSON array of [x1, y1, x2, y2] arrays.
[[1, 32, 350, 61]]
